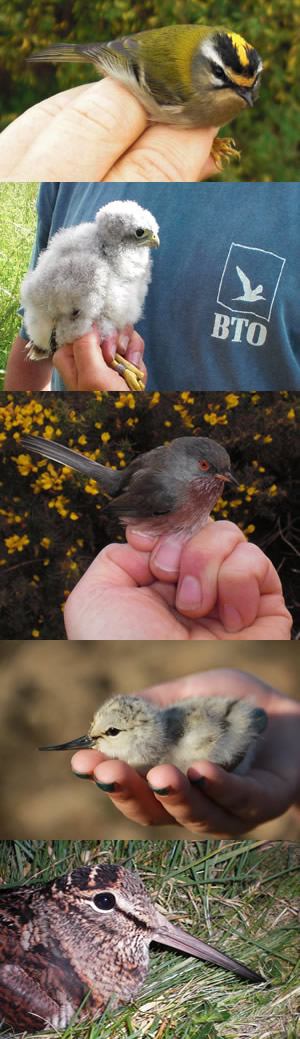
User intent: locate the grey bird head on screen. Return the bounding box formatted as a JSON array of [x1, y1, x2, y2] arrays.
[[95, 199, 160, 251], [0, 863, 264, 1030]]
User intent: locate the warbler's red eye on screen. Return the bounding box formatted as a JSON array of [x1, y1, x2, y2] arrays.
[[199, 460, 210, 471]]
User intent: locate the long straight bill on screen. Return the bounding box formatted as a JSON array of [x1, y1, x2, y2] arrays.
[[153, 919, 264, 983]]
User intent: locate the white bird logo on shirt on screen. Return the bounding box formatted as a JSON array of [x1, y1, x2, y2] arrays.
[[233, 265, 266, 301]]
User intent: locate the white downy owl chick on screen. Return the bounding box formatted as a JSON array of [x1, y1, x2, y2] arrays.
[[21, 200, 160, 360], [40, 695, 267, 776]]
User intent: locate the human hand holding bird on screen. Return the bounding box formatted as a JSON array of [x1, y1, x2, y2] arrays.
[[28, 25, 263, 168], [68, 670, 299, 835], [0, 25, 262, 181]]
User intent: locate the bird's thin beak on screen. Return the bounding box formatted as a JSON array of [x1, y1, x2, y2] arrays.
[[236, 87, 254, 107], [39, 733, 93, 751], [216, 470, 239, 485], [152, 915, 264, 984]]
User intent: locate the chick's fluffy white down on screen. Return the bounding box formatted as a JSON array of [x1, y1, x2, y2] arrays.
[[21, 200, 159, 358]]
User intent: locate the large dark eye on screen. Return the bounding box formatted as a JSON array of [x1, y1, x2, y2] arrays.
[[71, 308, 80, 318], [105, 727, 120, 736], [199, 460, 211, 471], [93, 892, 116, 911], [135, 227, 145, 238]]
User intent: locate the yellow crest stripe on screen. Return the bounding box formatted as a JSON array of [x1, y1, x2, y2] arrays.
[[227, 31, 251, 66]]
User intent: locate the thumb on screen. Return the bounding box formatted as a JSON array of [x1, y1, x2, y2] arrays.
[[53, 326, 127, 390]]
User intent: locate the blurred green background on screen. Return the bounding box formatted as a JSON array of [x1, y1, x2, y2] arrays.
[[0, 390, 299, 638], [0, 0, 299, 181]]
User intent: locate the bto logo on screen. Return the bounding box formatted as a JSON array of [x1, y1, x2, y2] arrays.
[[212, 244, 286, 346]]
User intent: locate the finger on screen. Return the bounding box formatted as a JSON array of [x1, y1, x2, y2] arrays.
[[217, 541, 278, 633], [147, 764, 247, 835], [53, 327, 127, 390], [102, 329, 147, 382], [92, 759, 170, 825], [187, 760, 291, 823], [146, 522, 243, 611], [3, 79, 147, 182], [71, 749, 107, 779], [0, 85, 86, 179], [105, 123, 219, 183], [174, 523, 246, 617]]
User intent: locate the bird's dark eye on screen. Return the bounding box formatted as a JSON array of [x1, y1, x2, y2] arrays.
[[199, 460, 211, 471], [71, 308, 80, 318], [212, 64, 226, 81], [135, 228, 145, 238], [93, 892, 116, 911], [105, 727, 120, 736]]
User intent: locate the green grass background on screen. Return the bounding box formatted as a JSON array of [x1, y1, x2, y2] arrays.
[[0, 182, 38, 386], [0, 839, 299, 1039], [1, 0, 299, 181]]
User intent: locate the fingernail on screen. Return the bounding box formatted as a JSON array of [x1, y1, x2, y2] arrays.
[[118, 334, 129, 352], [95, 780, 116, 792], [223, 604, 243, 632], [253, 707, 267, 733], [72, 771, 92, 780], [148, 785, 170, 796], [190, 776, 206, 788], [176, 575, 202, 609], [152, 536, 182, 572], [129, 351, 142, 369]]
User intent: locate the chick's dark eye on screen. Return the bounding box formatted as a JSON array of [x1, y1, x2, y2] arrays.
[[71, 308, 80, 318], [135, 227, 145, 238], [199, 460, 210, 471], [105, 727, 120, 736], [93, 892, 116, 911]]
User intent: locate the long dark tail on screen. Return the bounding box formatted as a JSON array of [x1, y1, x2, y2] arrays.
[[20, 434, 122, 494]]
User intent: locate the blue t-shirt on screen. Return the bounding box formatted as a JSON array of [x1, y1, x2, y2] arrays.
[[19, 182, 300, 390]]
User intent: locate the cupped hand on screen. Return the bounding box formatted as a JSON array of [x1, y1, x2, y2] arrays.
[[52, 323, 146, 390], [70, 669, 300, 834], [64, 521, 292, 640], [0, 78, 218, 182]]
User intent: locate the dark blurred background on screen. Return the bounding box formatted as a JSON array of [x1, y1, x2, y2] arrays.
[[0, 640, 299, 840], [1, 390, 299, 638]]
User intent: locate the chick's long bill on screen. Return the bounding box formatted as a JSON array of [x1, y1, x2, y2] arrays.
[[20, 434, 239, 541], [0, 864, 265, 1030], [28, 25, 263, 164]]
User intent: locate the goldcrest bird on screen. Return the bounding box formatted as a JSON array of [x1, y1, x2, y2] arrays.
[[21, 200, 159, 392], [20, 433, 239, 541], [0, 863, 264, 1030], [39, 694, 267, 775], [28, 25, 263, 166]]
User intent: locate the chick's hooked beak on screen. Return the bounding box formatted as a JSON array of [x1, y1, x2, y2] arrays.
[[136, 230, 160, 248], [39, 734, 93, 751]]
